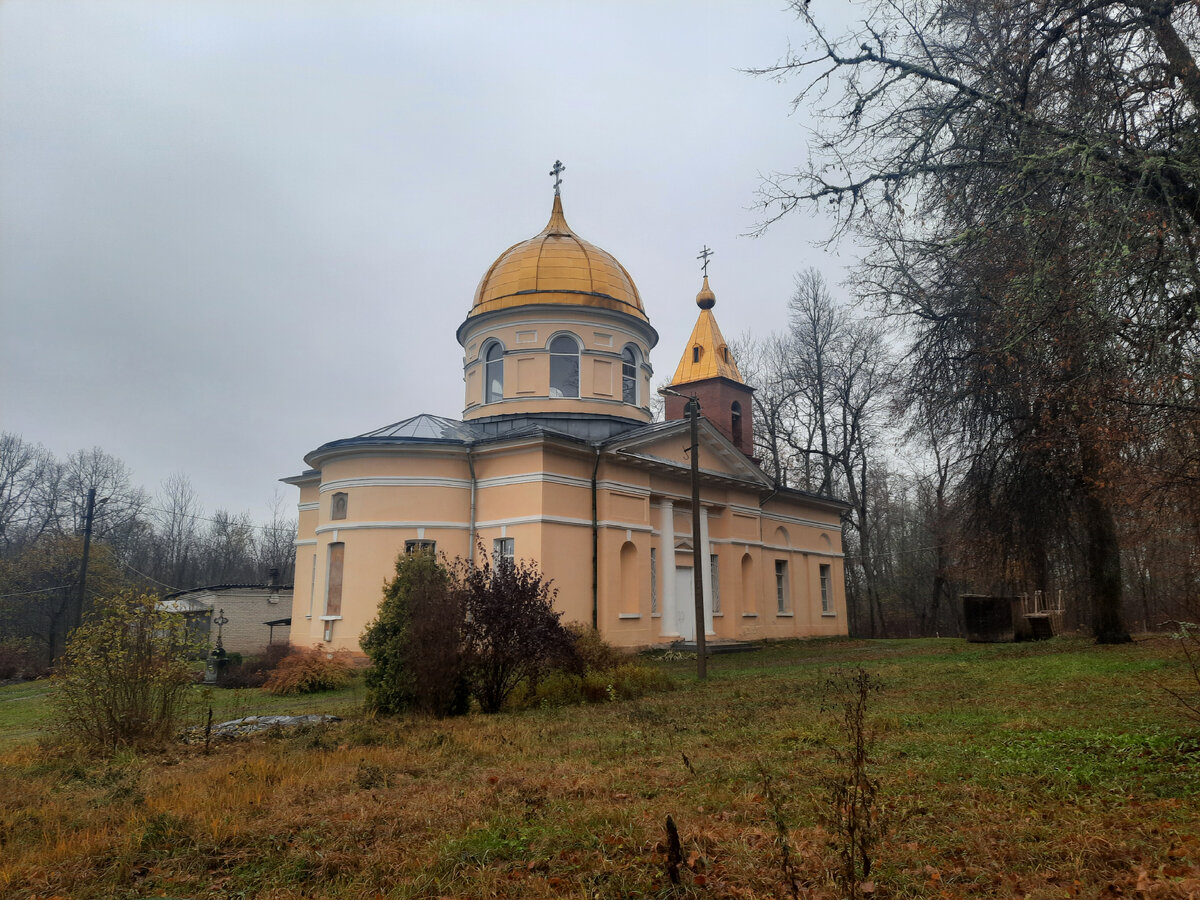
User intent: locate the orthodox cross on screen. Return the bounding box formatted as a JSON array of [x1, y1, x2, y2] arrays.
[[213, 608, 229, 653], [697, 245, 714, 277], [549, 159, 565, 195]]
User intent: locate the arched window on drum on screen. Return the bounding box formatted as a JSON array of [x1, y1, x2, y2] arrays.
[[549, 334, 581, 398], [483, 342, 504, 404], [621, 345, 640, 405]]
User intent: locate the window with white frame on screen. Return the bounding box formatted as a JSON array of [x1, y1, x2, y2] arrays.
[[404, 539, 436, 554], [484, 342, 504, 404], [549, 334, 580, 398], [775, 559, 789, 613], [493, 537, 514, 569], [621, 345, 639, 405], [820, 564, 833, 615], [710, 553, 721, 614]]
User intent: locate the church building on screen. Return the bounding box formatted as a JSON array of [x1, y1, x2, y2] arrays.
[[284, 168, 849, 650]]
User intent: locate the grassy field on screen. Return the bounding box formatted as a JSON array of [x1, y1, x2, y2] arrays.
[[0, 636, 1197, 899]]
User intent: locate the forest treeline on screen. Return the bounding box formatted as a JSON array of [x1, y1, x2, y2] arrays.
[[740, 269, 1198, 641], [0, 435, 296, 665]]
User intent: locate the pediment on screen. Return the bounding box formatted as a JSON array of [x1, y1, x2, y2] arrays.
[[603, 419, 770, 488]]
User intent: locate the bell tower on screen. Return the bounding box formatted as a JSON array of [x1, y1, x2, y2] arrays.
[[663, 270, 754, 453]]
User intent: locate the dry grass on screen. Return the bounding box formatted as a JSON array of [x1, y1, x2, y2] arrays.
[[1, 636, 1198, 899]]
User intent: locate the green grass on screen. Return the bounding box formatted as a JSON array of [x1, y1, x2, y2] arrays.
[[0, 675, 365, 749], [1, 636, 1197, 899]]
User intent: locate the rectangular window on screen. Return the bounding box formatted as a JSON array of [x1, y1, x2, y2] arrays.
[[325, 542, 345, 617], [710, 553, 721, 615], [493, 537, 514, 568], [820, 564, 833, 615], [650, 548, 658, 615], [404, 539, 436, 554], [775, 559, 789, 613]]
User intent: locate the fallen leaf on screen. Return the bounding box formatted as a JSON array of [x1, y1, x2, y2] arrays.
[[1136, 868, 1152, 892]]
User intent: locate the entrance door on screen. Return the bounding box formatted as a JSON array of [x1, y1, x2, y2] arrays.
[[675, 567, 695, 641]]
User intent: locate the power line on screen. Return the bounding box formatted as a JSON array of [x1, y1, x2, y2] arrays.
[[113, 557, 184, 593], [0, 584, 72, 600], [138, 502, 296, 537]]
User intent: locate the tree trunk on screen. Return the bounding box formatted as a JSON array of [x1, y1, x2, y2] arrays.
[[1082, 487, 1131, 644]]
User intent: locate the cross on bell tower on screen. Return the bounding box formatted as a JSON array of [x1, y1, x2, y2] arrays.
[[549, 159, 565, 195], [697, 245, 714, 277]]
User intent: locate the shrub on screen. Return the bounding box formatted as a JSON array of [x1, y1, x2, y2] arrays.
[[1156, 620, 1200, 726], [451, 550, 577, 713], [263, 646, 354, 695], [609, 662, 674, 700], [216, 643, 291, 689], [51, 591, 199, 751], [530, 670, 584, 707], [526, 661, 673, 709], [361, 550, 469, 717], [0, 638, 45, 681], [566, 623, 625, 672]]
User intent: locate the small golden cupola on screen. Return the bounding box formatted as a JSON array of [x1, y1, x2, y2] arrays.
[[663, 259, 755, 453], [670, 275, 744, 386]]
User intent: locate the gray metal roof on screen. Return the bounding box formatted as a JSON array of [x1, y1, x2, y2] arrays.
[[357, 414, 480, 441]]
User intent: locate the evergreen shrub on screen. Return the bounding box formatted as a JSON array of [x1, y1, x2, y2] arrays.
[[362, 550, 469, 717]]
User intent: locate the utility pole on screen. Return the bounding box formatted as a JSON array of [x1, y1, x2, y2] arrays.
[[687, 396, 707, 680], [74, 489, 107, 631]]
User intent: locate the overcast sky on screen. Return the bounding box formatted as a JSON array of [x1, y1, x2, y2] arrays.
[[0, 1, 864, 524]]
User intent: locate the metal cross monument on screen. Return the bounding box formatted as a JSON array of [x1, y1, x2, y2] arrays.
[[697, 245, 714, 277], [549, 159, 565, 195], [213, 608, 229, 653]]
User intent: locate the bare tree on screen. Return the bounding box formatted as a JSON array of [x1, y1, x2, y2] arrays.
[[152, 473, 201, 589], [752, 0, 1200, 641], [0, 433, 61, 553], [198, 509, 258, 584], [61, 447, 149, 551], [788, 269, 846, 495], [255, 491, 297, 582], [734, 331, 802, 486]]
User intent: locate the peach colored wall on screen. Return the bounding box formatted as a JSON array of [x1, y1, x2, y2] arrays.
[[287, 434, 848, 653], [459, 307, 655, 422]]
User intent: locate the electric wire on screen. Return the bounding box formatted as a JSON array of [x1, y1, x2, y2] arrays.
[[0, 584, 73, 600]]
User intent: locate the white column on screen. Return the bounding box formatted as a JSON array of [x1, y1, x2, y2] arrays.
[[699, 506, 715, 637], [659, 499, 678, 637]]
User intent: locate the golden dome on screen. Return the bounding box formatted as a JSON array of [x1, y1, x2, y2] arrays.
[[468, 195, 647, 321]]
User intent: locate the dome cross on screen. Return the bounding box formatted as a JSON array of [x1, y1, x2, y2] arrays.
[[697, 244, 714, 277], [549, 159, 566, 195]]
